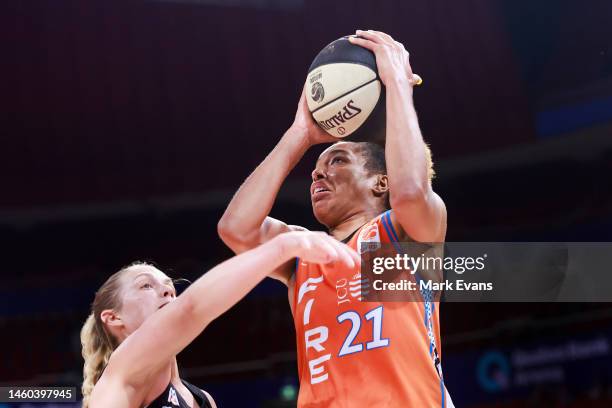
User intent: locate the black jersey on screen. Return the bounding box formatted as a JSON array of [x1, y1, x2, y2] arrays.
[[146, 380, 212, 408]]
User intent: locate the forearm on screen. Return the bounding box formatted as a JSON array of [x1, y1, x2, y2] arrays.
[[182, 235, 291, 327], [219, 129, 309, 238], [385, 79, 429, 199]]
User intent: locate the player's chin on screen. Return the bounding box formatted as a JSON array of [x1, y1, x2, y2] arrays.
[[312, 201, 334, 226], [311, 196, 329, 210]]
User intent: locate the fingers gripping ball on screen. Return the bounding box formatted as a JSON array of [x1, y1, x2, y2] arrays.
[[306, 36, 386, 142]]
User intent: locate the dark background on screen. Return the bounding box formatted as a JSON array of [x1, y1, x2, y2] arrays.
[[1, 0, 612, 407]]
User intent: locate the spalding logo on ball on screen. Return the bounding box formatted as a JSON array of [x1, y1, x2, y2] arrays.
[[306, 35, 386, 143]]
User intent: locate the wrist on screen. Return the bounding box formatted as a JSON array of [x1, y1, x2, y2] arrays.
[[386, 75, 414, 92], [284, 126, 313, 152], [386, 77, 415, 103], [273, 233, 298, 262]]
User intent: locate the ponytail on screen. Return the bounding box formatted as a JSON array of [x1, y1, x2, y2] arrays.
[[80, 313, 115, 408]]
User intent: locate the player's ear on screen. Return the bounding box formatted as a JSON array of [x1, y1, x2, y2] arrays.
[[100, 309, 123, 329], [372, 174, 389, 197]]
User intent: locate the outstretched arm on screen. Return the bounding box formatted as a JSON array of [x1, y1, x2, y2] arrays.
[[218, 87, 336, 284], [350, 31, 447, 242], [92, 231, 358, 407]]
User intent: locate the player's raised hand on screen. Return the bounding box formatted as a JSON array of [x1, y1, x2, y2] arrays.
[[289, 83, 338, 146], [349, 30, 422, 88], [278, 230, 360, 268]]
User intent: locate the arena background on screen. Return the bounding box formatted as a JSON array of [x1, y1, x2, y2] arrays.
[[1, 0, 612, 406]]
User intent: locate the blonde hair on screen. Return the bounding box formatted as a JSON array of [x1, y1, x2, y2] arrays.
[[80, 264, 138, 407], [424, 143, 435, 182]]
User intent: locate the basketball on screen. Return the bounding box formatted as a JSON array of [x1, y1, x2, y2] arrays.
[[306, 36, 386, 142]]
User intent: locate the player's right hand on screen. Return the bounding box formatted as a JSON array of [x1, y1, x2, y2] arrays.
[[289, 83, 338, 146], [279, 231, 360, 269]]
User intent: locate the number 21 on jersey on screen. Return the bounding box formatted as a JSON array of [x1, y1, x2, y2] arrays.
[[337, 306, 390, 357]]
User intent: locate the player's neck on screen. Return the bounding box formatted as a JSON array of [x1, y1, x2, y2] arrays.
[[329, 209, 381, 241], [170, 357, 180, 380]]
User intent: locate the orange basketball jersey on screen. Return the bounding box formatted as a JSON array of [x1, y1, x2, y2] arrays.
[[293, 210, 453, 407]]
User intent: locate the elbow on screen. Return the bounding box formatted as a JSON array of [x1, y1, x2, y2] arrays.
[[217, 218, 253, 252], [176, 294, 214, 333], [179, 292, 197, 317], [217, 217, 233, 242], [217, 219, 239, 252], [217, 216, 242, 244]]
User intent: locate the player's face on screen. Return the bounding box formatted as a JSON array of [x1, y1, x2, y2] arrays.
[[311, 142, 377, 227], [117, 265, 177, 335]]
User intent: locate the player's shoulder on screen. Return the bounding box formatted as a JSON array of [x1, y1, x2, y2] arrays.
[[375, 209, 416, 243], [390, 190, 447, 242], [384, 207, 446, 243], [371, 209, 399, 237]]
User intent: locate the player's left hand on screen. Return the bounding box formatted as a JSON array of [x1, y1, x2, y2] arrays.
[[349, 30, 421, 88]]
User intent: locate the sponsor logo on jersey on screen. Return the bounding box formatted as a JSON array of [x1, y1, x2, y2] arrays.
[[357, 222, 381, 254], [349, 272, 370, 301]]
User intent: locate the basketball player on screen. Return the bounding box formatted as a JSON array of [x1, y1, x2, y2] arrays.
[[218, 30, 453, 407], [80, 231, 358, 408]]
